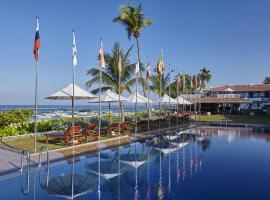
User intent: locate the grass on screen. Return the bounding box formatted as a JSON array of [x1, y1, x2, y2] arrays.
[[196, 114, 270, 125], [1, 134, 115, 153]]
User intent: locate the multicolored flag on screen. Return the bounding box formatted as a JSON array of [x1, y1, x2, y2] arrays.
[[146, 58, 151, 79], [135, 62, 140, 76], [72, 31, 77, 67], [33, 17, 41, 61], [156, 49, 165, 75], [100, 39, 105, 69], [117, 51, 122, 74], [176, 73, 181, 87], [182, 74, 186, 93]]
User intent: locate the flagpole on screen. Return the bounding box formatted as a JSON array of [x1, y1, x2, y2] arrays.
[[118, 50, 121, 136], [168, 66, 171, 129], [71, 30, 76, 154], [147, 57, 150, 133], [176, 74, 179, 130], [189, 74, 192, 124], [135, 54, 139, 138], [33, 17, 40, 154]]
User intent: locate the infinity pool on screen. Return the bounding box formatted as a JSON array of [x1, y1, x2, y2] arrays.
[[0, 125, 270, 200]]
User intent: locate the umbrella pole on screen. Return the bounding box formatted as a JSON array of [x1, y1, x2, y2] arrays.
[[168, 67, 171, 129]]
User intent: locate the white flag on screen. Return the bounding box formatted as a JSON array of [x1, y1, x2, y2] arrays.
[[135, 62, 140, 76], [72, 31, 77, 67]]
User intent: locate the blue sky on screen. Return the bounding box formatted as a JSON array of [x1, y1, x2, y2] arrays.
[[0, 0, 269, 105]]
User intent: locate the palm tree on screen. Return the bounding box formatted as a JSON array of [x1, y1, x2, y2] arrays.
[[149, 73, 170, 97], [263, 76, 270, 84], [198, 68, 211, 88], [113, 3, 152, 113], [86, 42, 141, 122]]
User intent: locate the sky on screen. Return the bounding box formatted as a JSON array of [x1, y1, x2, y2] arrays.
[[0, 0, 269, 105]]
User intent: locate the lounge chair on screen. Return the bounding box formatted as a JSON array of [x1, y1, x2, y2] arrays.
[[120, 121, 134, 133], [45, 126, 83, 145], [102, 123, 120, 137], [81, 124, 98, 141]]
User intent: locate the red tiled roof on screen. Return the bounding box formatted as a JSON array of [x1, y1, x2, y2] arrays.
[[211, 84, 270, 92], [188, 97, 250, 104]]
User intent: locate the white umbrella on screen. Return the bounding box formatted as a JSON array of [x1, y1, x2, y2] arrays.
[[159, 94, 177, 104], [45, 83, 97, 100], [88, 89, 128, 123], [89, 89, 128, 103], [176, 96, 192, 105], [127, 92, 153, 104]]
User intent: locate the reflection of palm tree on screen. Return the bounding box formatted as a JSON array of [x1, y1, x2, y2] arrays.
[[114, 3, 152, 115], [86, 42, 139, 121]]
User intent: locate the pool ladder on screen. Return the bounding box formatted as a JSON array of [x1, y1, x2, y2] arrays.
[[39, 145, 50, 188], [20, 146, 50, 195], [20, 149, 30, 195]]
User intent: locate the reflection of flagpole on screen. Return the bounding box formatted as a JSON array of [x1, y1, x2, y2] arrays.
[[33, 17, 40, 153]]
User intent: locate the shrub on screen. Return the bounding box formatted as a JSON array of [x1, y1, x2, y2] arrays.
[[0, 109, 33, 127]]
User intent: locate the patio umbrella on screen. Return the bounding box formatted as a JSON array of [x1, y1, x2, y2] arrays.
[[176, 96, 192, 105], [45, 83, 97, 100], [158, 94, 177, 104], [89, 89, 128, 123], [127, 92, 153, 104]]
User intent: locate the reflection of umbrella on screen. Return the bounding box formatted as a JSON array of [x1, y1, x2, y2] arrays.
[[120, 153, 148, 168], [86, 160, 127, 180], [154, 142, 179, 154], [45, 83, 97, 100], [41, 174, 97, 199], [89, 89, 128, 123], [127, 92, 153, 104]]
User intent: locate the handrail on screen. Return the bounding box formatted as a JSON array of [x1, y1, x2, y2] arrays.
[[39, 145, 50, 188], [20, 149, 30, 195], [39, 145, 49, 168]]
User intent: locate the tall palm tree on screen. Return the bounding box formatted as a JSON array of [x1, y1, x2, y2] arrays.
[[86, 42, 141, 122], [198, 68, 211, 88], [113, 3, 152, 113]]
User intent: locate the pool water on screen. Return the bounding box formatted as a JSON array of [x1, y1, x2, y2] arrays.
[[0, 125, 270, 200]]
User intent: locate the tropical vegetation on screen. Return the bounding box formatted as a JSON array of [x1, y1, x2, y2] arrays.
[[114, 2, 152, 114], [85, 42, 144, 122]]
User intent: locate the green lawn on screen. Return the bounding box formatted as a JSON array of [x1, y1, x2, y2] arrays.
[[196, 114, 270, 125]]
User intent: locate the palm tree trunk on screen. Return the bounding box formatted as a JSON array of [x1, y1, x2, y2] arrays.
[[120, 101, 125, 122], [135, 37, 151, 118]]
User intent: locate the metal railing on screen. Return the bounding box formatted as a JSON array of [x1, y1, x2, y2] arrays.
[[20, 149, 30, 195], [39, 145, 50, 188], [39, 145, 49, 168]]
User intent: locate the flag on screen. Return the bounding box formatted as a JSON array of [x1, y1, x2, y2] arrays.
[[146, 58, 151, 79], [33, 17, 41, 61], [135, 62, 140, 76], [190, 75, 194, 90], [72, 31, 77, 67], [182, 74, 186, 92], [117, 51, 122, 74], [193, 75, 197, 89], [100, 39, 105, 69], [156, 49, 165, 75], [177, 74, 181, 87]]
